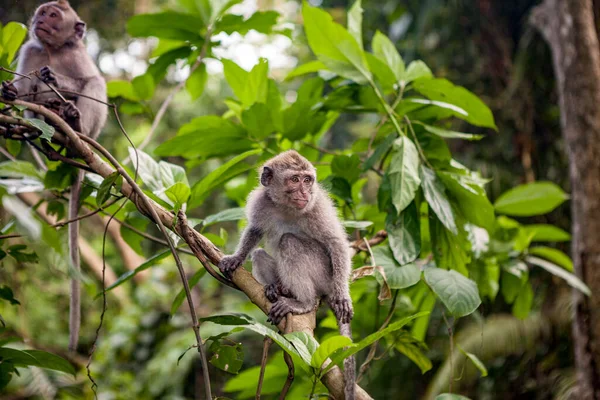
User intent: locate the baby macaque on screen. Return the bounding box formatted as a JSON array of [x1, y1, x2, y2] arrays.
[[219, 150, 356, 399]]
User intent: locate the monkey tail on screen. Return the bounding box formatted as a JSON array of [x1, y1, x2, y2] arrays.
[[339, 321, 356, 400], [68, 170, 83, 352]]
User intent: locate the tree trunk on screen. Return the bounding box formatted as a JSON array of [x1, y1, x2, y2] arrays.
[[531, 1, 600, 398]]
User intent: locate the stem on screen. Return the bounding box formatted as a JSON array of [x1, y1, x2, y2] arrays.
[[368, 79, 404, 137]]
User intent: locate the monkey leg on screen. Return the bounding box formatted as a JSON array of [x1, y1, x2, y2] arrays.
[[268, 297, 316, 325], [251, 249, 290, 303]]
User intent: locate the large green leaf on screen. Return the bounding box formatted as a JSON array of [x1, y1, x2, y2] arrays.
[[155, 116, 253, 159], [202, 208, 246, 227], [323, 312, 429, 374], [107, 80, 138, 101], [512, 281, 533, 319], [241, 103, 277, 139], [424, 267, 481, 317], [386, 202, 421, 265], [347, 0, 363, 49], [302, 2, 371, 84], [0, 348, 75, 376], [421, 124, 484, 141], [371, 246, 421, 289], [372, 30, 404, 81], [222, 58, 268, 107], [412, 78, 496, 129], [331, 155, 361, 184], [189, 149, 260, 208], [388, 137, 421, 214], [0, 161, 44, 180], [494, 182, 569, 217], [132, 73, 155, 100], [215, 11, 279, 35], [403, 61, 433, 83], [310, 335, 353, 369], [285, 60, 327, 80], [127, 11, 204, 42], [394, 332, 432, 374], [430, 215, 470, 276], [420, 166, 457, 234], [186, 63, 208, 100], [529, 246, 573, 271], [526, 256, 590, 296], [363, 132, 396, 172], [523, 224, 571, 242], [1, 22, 27, 64], [438, 171, 495, 231]]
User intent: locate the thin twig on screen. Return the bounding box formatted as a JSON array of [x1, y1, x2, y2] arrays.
[[442, 311, 455, 393], [280, 316, 295, 400], [0, 146, 16, 161], [0, 66, 31, 80], [302, 141, 339, 155], [256, 336, 273, 399]]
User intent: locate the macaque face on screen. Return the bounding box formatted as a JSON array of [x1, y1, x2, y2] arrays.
[[32, 5, 65, 43], [283, 171, 314, 209]]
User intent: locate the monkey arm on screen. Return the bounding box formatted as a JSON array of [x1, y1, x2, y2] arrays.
[[219, 225, 263, 279], [75, 75, 107, 138], [324, 238, 354, 324]]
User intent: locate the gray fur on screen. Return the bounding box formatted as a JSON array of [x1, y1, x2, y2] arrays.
[[219, 151, 356, 399]]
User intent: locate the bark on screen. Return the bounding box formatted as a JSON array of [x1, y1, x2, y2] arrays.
[[531, 1, 600, 398]]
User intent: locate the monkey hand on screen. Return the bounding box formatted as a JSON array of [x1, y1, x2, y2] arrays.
[[330, 296, 354, 324], [218, 255, 244, 280], [45, 98, 63, 114], [39, 66, 57, 85], [1, 81, 17, 101]]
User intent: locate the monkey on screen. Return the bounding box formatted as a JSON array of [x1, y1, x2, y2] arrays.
[[219, 150, 356, 399], [2, 0, 107, 352]]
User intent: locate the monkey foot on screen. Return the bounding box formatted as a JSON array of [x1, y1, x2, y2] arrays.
[[1, 81, 17, 101], [329, 297, 354, 324], [45, 98, 62, 114], [267, 298, 295, 325], [60, 101, 81, 120], [265, 283, 280, 303], [218, 255, 244, 280], [39, 66, 57, 85]]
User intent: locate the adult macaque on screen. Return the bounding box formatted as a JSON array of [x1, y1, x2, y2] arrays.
[[2, 0, 107, 352], [219, 150, 356, 399]]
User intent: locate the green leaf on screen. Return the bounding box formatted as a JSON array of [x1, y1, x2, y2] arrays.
[[412, 78, 496, 129], [388, 137, 421, 214], [132, 73, 155, 100], [0, 286, 20, 305], [203, 208, 246, 227], [342, 220, 373, 230], [189, 149, 260, 208], [365, 53, 397, 93], [323, 312, 429, 374], [512, 281, 533, 319], [186, 64, 207, 100], [107, 80, 138, 101], [529, 246, 573, 271], [347, 0, 363, 49], [526, 255, 590, 296], [403, 60, 433, 83], [386, 202, 421, 265], [0, 347, 38, 366], [302, 1, 371, 84], [242, 103, 277, 139], [222, 58, 268, 107], [127, 11, 204, 42], [311, 335, 352, 369], [209, 340, 244, 374], [421, 124, 484, 141], [363, 132, 396, 172], [0, 161, 44, 180], [394, 333, 432, 374], [6, 245, 38, 263], [155, 116, 253, 159], [24, 118, 54, 141], [424, 267, 481, 317], [1, 22, 27, 64], [285, 60, 327, 80], [96, 172, 120, 207], [120, 213, 148, 255], [21, 350, 76, 376], [372, 30, 404, 81], [215, 11, 279, 35], [103, 250, 171, 294], [371, 246, 421, 289], [165, 182, 191, 207], [430, 215, 470, 276], [523, 224, 571, 242], [420, 166, 457, 235], [285, 332, 319, 366], [6, 140, 21, 157], [494, 182, 569, 217], [331, 155, 361, 184], [458, 346, 488, 377], [438, 171, 495, 232]]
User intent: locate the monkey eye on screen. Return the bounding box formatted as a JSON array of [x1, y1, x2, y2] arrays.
[[304, 176, 312, 183], [50, 12, 57, 17], [291, 176, 300, 183], [41, 11, 46, 16]]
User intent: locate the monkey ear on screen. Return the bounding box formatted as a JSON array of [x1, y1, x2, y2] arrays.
[[260, 166, 273, 186], [74, 21, 86, 39]]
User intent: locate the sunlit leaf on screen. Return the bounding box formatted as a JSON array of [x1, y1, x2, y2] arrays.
[[372, 30, 404, 80], [424, 267, 481, 317], [494, 182, 569, 217], [526, 255, 590, 296], [311, 335, 352, 369], [388, 137, 420, 214], [186, 63, 207, 100]]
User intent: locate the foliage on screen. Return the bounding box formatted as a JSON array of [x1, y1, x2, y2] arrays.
[[0, 0, 579, 398]]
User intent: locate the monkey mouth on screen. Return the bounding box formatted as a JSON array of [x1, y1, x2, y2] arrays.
[[291, 198, 309, 209], [35, 27, 51, 35]]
